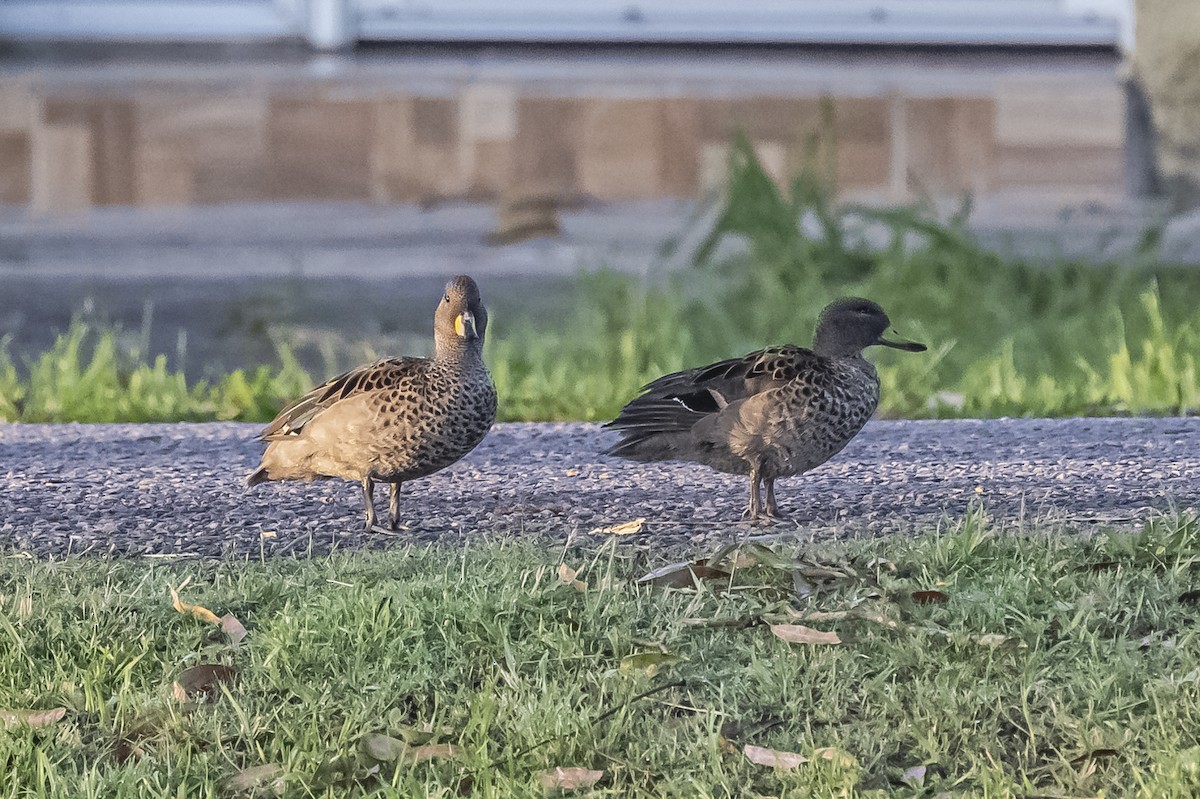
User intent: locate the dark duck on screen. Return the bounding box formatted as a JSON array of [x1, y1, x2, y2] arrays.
[[605, 298, 926, 520]]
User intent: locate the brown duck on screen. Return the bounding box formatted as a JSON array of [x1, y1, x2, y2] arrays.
[[605, 298, 926, 520], [247, 275, 497, 530]]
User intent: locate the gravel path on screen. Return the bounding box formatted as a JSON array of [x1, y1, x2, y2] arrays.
[[2, 418, 1197, 558]]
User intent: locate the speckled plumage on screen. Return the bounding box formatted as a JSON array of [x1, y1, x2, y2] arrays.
[[247, 275, 497, 530], [605, 298, 926, 520]]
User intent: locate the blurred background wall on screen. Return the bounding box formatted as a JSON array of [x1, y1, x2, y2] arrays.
[[0, 0, 1148, 218], [1133, 0, 1200, 210]]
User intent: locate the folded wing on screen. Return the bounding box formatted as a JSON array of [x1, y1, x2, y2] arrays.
[[605, 345, 823, 460], [259, 357, 426, 440]]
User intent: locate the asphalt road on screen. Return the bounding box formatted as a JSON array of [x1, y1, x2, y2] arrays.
[[1, 417, 1196, 558]]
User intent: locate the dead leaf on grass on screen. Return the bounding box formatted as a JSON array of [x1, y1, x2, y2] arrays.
[[228, 763, 285, 796], [169, 581, 221, 624], [770, 624, 841, 646], [793, 571, 815, 600], [362, 733, 460, 764], [112, 736, 145, 764], [901, 764, 927, 787], [538, 766, 604, 791], [221, 614, 248, 644], [362, 733, 407, 761], [743, 744, 808, 770], [724, 543, 795, 571], [619, 651, 684, 676], [172, 663, 237, 703], [557, 563, 587, 592], [681, 615, 762, 630], [638, 561, 731, 589], [791, 607, 900, 630], [406, 743, 459, 763], [0, 706, 66, 729], [911, 590, 949, 605], [1138, 633, 1178, 651], [590, 518, 645, 536], [812, 746, 858, 769], [976, 633, 1025, 650]]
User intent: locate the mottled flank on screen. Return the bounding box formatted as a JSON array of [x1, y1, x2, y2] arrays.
[[248, 275, 497, 530], [605, 298, 927, 520]]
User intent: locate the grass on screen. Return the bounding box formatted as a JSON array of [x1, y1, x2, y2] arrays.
[[0, 322, 312, 424], [5, 134, 1200, 423], [3, 511, 1200, 796]]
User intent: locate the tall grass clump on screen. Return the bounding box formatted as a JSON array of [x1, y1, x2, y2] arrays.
[[496, 133, 1200, 420], [0, 321, 311, 423]]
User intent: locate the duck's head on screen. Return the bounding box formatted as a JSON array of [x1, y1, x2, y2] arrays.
[[812, 298, 926, 358], [434, 275, 488, 358]]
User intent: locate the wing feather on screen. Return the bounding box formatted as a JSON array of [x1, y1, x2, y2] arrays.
[[258, 357, 427, 440], [605, 345, 828, 456], [635, 346, 821, 405]]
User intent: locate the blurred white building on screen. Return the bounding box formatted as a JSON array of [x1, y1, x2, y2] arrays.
[[0, 0, 1132, 50], [0, 1, 1139, 215]]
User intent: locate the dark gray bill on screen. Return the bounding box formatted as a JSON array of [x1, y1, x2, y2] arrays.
[[877, 335, 927, 352]]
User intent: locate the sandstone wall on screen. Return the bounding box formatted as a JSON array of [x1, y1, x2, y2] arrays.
[[0, 56, 1125, 213]]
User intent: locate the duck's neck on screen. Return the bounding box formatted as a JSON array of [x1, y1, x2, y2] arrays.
[[813, 342, 866, 359], [435, 338, 485, 367]]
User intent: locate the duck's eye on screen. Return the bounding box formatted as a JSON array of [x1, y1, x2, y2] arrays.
[[443, 293, 450, 303]]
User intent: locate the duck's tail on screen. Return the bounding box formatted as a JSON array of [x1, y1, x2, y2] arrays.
[[604, 393, 714, 461], [245, 467, 271, 488]]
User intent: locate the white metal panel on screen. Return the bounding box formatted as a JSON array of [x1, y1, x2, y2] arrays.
[[0, 0, 1126, 48], [0, 0, 299, 40], [356, 0, 1122, 47]]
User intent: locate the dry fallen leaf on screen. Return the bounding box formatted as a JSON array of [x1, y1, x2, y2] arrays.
[[911, 590, 949, 605], [791, 607, 900, 629], [770, 624, 842, 645], [812, 746, 858, 769], [638, 561, 731, 589], [724, 543, 794, 571], [362, 733, 407, 761], [172, 663, 237, 703], [619, 651, 684, 676], [228, 763, 285, 795], [362, 733, 459, 763], [901, 764, 927, 787], [0, 707, 66, 729], [538, 766, 604, 791], [557, 563, 587, 592], [976, 633, 1024, 649], [406, 743, 459, 763], [743, 744, 808, 770], [221, 614, 248, 644], [169, 583, 222, 624], [590, 518, 645, 536]]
